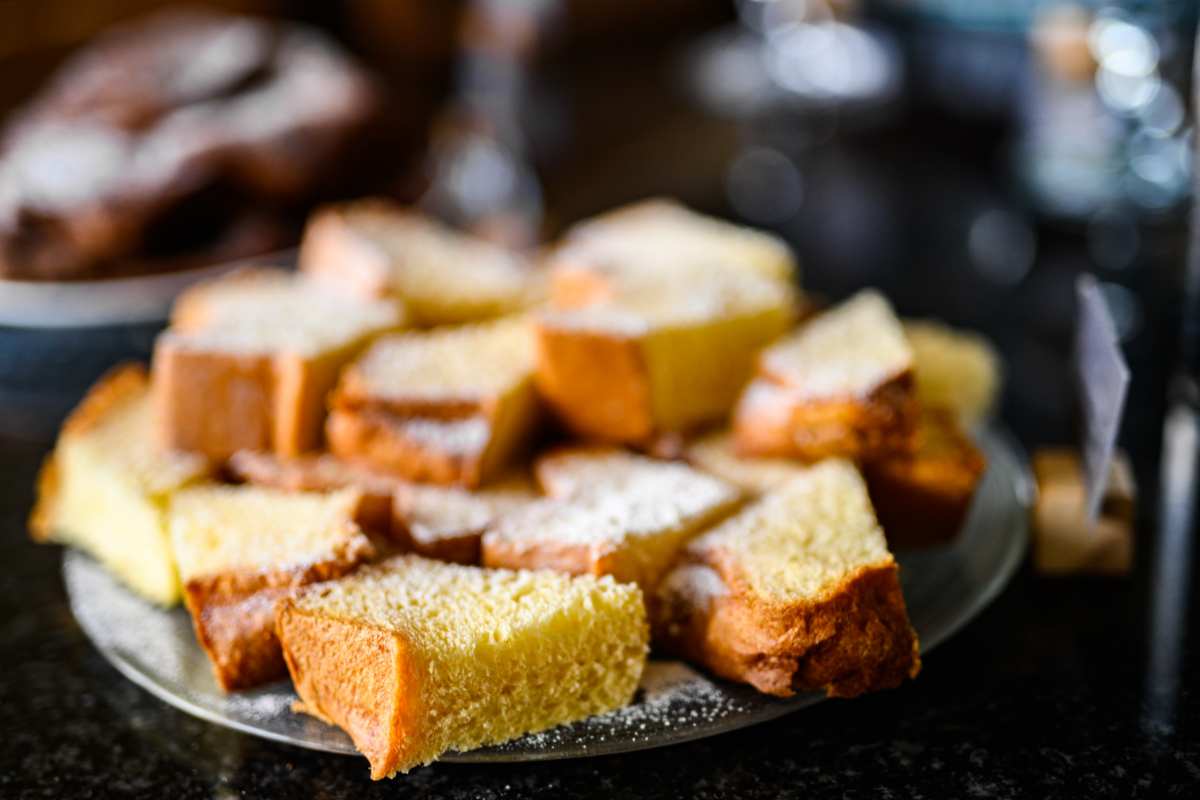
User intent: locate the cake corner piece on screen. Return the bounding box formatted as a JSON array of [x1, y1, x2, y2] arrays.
[[31, 362, 211, 606], [152, 267, 405, 461], [655, 459, 920, 698], [534, 269, 795, 446], [485, 446, 743, 593], [276, 555, 648, 778], [326, 317, 540, 488], [170, 484, 377, 691], [733, 290, 919, 463]]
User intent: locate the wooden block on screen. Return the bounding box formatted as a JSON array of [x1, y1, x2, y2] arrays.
[[1031, 447, 1135, 575]]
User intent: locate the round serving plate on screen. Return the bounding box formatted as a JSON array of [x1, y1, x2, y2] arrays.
[[64, 427, 1030, 763], [0, 250, 296, 329]]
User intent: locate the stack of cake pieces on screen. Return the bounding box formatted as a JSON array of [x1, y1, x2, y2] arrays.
[[152, 267, 404, 460], [32, 198, 1002, 778], [482, 447, 744, 593], [326, 317, 539, 488]]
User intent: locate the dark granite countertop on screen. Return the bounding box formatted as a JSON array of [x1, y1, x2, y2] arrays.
[[2, 112, 1198, 798], [2, 424, 1197, 799]]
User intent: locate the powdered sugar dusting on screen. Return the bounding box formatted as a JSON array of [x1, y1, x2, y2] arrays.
[[67, 548, 790, 760], [64, 550, 361, 754], [659, 564, 728, 608], [485, 453, 741, 551], [229, 690, 295, 723], [481, 660, 761, 755], [398, 417, 490, 455], [62, 426, 1028, 763], [759, 290, 911, 399], [66, 547, 191, 680]]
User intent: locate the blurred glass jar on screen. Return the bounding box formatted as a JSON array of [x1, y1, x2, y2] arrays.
[[1016, 2, 1194, 220], [690, 0, 903, 121], [420, 0, 556, 248]]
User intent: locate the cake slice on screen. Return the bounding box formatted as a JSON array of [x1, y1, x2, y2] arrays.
[[227, 451, 400, 537], [547, 199, 797, 309], [153, 267, 404, 460], [484, 448, 742, 593], [536, 267, 795, 444], [327, 317, 540, 488], [532, 444, 733, 501], [326, 414, 504, 487], [862, 410, 987, 549], [30, 364, 211, 606], [276, 555, 648, 778], [227, 451, 537, 563], [392, 474, 537, 564], [685, 429, 808, 495], [170, 485, 376, 691], [904, 319, 1002, 426], [300, 200, 543, 326], [655, 459, 920, 698], [733, 290, 918, 462]]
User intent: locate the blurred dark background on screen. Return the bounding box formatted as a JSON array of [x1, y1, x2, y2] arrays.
[[0, 0, 1197, 467]]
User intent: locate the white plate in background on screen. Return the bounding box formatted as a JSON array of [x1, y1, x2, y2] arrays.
[[0, 250, 295, 329]]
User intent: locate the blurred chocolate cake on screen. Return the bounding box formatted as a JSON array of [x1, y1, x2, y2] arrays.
[[0, 8, 383, 281]]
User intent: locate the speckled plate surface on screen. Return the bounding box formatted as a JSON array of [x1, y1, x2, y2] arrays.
[[64, 427, 1030, 763]]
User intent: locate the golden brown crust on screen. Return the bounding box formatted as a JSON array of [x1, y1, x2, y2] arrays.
[[534, 321, 655, 443], [655, 562, 921, 698], [547, 263, 621, 309], [481, 536, 615, 581], [324, 324, 538, 487], [389, 492, 484, 565], [154, 332, 364, 461], [272, 347, 348, 458], [152, 336, 276, 460], [276, 603, 421, 780], [184, 532, 376, 691], [390, 524, 482, 565], [732, 373, 918, 463], [298, 202, 395, 300], [481, 491, 743, 594], [862, 410, 986, 549], [28, 454, 60, 543], [332, 371, 494, 421], [60, 363, 150, 437], [227, 451, 398, 538], [157, 266, 394, 460], [480, 538, 677, 595], [187, 585, 293, 691], [326, 408, 486, 488]]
